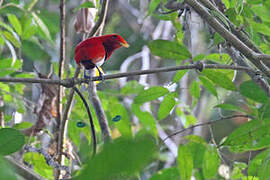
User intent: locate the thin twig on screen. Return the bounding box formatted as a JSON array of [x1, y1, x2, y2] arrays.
[[163, 114, 252, 141], [73, 87, 96, 155]]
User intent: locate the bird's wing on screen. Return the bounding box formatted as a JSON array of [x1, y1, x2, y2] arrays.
[[75, 40, 105, 65]]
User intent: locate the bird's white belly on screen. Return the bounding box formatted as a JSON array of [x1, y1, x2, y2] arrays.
[[95, 57, 105, 67]]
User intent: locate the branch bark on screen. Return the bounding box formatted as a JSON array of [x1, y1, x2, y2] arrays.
[[184, 0, 270, 77], [0, 64, 254, 85]]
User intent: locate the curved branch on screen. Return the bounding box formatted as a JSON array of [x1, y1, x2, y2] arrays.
[[73, 87, 96, 155], [163, 115, 252, 141]]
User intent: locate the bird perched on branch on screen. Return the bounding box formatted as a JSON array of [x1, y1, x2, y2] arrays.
[[75, 34, 129, 79]]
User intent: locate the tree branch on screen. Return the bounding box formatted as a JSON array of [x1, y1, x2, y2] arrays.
[[184, 0, 270, 77], [0, 64, 255, 85], [163, 114, 252, 141], [0, 64, 253, 84], [56, 0, 66, 178]]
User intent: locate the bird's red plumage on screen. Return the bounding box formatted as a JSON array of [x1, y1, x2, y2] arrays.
[[74, 34, 128, 69]]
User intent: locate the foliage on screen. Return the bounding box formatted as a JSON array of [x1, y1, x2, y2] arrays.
[[0, 0, 269, 179]]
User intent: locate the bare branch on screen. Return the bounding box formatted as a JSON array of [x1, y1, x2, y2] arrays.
[[163, 115, 252, 141], [0, 64, 256, 85]]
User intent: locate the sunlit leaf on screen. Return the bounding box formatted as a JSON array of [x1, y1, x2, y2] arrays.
[[189, 81, 200, 99], [199, 76, 218, 97], [202, 146, 220, 178], [7, 14, 22, 35], [177, 144, 193, 180], [148, 0, 161, 15], [173, 70, 187, 83], [202, 70, 236, 91], [32, 12, 52, 42], [158, 92, 176, 120]]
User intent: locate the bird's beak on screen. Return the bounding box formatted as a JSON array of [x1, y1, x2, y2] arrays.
[[121, 42, 129, 48]]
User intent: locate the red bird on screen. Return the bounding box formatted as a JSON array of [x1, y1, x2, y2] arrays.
[[75, 34, 129, 78]]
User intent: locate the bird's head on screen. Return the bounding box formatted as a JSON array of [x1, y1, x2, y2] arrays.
[[101, 34, 129, 50]]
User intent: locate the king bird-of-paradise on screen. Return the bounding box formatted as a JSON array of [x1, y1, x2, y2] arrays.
[[75, 34, 129, 78]]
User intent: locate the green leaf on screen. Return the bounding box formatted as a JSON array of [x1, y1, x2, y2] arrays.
[[202, 69, 236, 91], [121, 80, 144, 95], [0, 128, 25, 155], [177, 144, 193, 180], [189, 81, 200, 98], [205, 53, 232, 64], [259, 102, 270, 119], [222, 119, 270, 152], [213, 33, 225, 46], [12, 122, 33, 130], [193, 54, 205, 61], [0, 58, 22, 69], [199, 76, 218, 97], [0, 157, 17, 180], [109, 99, 132, 138], [248, 148, 270, 177], [185, 136, 207, 168], [173, 70, 187, 83], [215, 103, 247, 113], [2, 31, 20, 48], [32, 12, 52, 42], [134, 86, 169, 104], [250, 21, 270, 37], [158, 92, 176, 120], [24, 152, 53, 179], [251, 5, 270, 23], [7, 14, 22, 35], [148, 0, 161, 15], [22, 39, 50, 61], [202, 146, 220, 178], [240, 80, 269, 103], [77, 135, 157, 180], [74, 1, 95, 12], [149, 167, 180, 180], [22, 16, 37, 40], [132, 103, 157, 137], [148, 40, 191, 61]]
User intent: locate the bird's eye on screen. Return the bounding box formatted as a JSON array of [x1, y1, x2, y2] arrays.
[[112, 35, 118, 39]]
